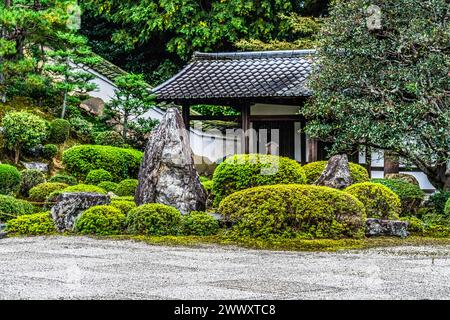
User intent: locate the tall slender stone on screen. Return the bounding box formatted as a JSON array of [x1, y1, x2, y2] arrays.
[[314, 154, 353, 189]]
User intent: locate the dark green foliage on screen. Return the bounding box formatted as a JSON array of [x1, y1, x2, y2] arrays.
[[94, 130, 125, 147], [48, 174, 77, 186], [19, 169, 46, 197], [62, 145, 143, 181], [50, 119, 71, 144], [181, 211, 219, 236], [110, 199, 137, 215], [7, 212, 55, 235], [126, 204, 182, 236], [68, 117, 94, 142], [302, 161, 369, 184], [29, 182, 69, 202], [75, 205, 126, 235], [98, 181, 119, 192], [345, 182, 401, 220], [0, 195, 35, 222], [444, 198, 450, 217], [428, 191, 450, 215], [115, 179, 138, 197], [401, 211, 450, 238], [212, 154, 307, 206], [43, 144, 58, 160], [0, 164, 21, 195], [371, 178, 425, 215], [219, 184, 366, 239], [85, 169, 113, 185]]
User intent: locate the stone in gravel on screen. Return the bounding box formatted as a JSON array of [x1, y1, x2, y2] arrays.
[[135, 108, 207, 214], [315, 154, 353, 189], [51, 192, 110, 232], [365, 218, 409, 238]]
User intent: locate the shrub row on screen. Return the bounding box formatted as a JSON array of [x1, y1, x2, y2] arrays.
[[302, 161, 369, 184]]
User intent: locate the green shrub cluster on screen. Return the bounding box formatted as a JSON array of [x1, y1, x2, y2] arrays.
[[62, 145, 143, 181], [49, 119, 71, 144], [181, 211, 219, 236], [115, 179, 139, 197], [94, 130, 125, 147], [444, 198, 450, 217], [0, 164, 21, 195], [345, 182, 401, 219], [98, 181, 119, 192], [43, 144, 58, 160], [75, 205, 126, 235], [85, 169, 113, 185], [126, 203, 182, 236], [69, 117, 93, 142], [29, 182, 68, 202], [219, 184, 366, 239], [0, 195, 35, 222], [7, 212, 55, 235], [47, 184, 107, 201], [48, 174, 77, 185], [20, 169, 46, 197], [212, 154, 307, 206], [302, 161, 370, 184], [401, 211, 450, 237], [110, 199, 137, 215], [371, 178, 424, 215], [428, 191, 450, 215]]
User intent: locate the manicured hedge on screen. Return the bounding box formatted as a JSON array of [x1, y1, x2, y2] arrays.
[[0, 195, 35, 222], [181, 211, 219, 236], [43, 144, 58, 160], [345, 182, 401, 220], [85, 169, 113, 185], [47, 184, 107, 201], [94, 130, 125, 147], [212, 154, 307, 206], [115, 179, 138, 197], [126, 203, 182, 236], [302, 161, 369, 184], [48, 174, 77, 186], [0, 164, 21, 195], [219, 184, 366, 238], [110, 199, 137, 215], [62, 145, 143, 181], [49, 119, 70, 144], [7, 212, 55, 235], [75, 205, 126, 235], [29, 182, 68, 202], [19, 169, 46, 197], [98, 181, 119, 192]]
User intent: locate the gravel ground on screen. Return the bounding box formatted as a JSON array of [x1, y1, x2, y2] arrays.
[[0, 236, 450, 300]]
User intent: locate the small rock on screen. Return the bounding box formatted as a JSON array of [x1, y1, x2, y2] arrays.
[[365, 218, 409, 238], [21, 161, 49, 173], [314, 154, 353, 189], [79, 97, 105, 116]]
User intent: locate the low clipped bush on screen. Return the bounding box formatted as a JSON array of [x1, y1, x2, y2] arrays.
[[62, 145, 143, 181], [219, 184, 366, 239], [114, 196, 135, 202], [428, 191, 450, 215], [85, 169, 113, 185], [126, 203, 182, 236], [48, 174, 77, 186], [212, 154, 307, 206], [47, 184, 107, 201], [43, 144, 58, 160], [29, 182, 68, 202], [181, 211, 219, 236], [98, 181, 119, 193], [371, 178, 425, 215], [115, 179, 139, 197], [49, 119, 71, 144], [201, 180, 213, 193], [0, 195, 35, 222], [75, 205, 126, 235], [19, 169, 46, 197], [0, 164, 21, 195], [94, 130, 125, 147], [69, 117, 93, 142], [7, 212, 55, 235], [302, 161, 370, 184], [345, 182, 401, 220], [110, 199, 137, 215]]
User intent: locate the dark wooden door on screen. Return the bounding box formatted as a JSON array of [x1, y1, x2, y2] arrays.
[[252, 121, 295, 159]]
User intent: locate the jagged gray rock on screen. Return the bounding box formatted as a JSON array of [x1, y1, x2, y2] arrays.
[[135, 108, 207, 214], [51, 193, 110, 232], [314, 154, 353, 189], [365, 218, 409, 238]]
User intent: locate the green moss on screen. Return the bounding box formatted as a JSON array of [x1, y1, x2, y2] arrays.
[[75, 205, 126, 235], [7, 212, 56, 235], [126, 203, 182, 236], [302, 161, 369, 184]]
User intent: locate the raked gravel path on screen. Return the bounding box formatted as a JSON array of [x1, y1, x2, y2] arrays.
[[0, 236, 449, 300]]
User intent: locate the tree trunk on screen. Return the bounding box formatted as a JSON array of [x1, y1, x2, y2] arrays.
[[14, 146, 20, 164], [384, 151, 399, 176], [5, 0, 12, 8], [122, 113, 128, 139], [61, 90, 67, 118]]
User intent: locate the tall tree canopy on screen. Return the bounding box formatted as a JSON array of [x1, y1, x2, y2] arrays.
[[302, 0, 450, 189]]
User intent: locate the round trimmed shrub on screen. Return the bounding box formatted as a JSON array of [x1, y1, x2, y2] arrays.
[[219, 184, 366, 238], [47, 184, 107, 202], [94, 130, 125, 147], [7, 212, 55, 235], [75, 205, 126, 235], [43, 144, 58, 160], [110, 199, 137, 215], [126, 203, 182, 236], [85, 169, 113, 185], [62, 145, 143, 181], [302, 161, 370, 184], [0, 164, 21, 195], [371, 178, 425, 215], [98, 181, 119, 193], [49, 119, 71, 144], [29, 182, 68, 202], [212, 154, 307, 206], [115, 179, 138, 197], [0, 195, 35, 222], [48, 174, 77, 186], [19, 169, 46, 197], [181, 211, 219, 236], [345, 182, 401, 220]]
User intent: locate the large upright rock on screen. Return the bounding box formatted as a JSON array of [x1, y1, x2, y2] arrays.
[[135, 108, 207, 214], [315, 154, 353, 189]]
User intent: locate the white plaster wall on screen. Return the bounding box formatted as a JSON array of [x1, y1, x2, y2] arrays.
[[251, 103, 300, 115]]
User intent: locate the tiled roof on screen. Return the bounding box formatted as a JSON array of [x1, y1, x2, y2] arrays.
[[153, 50, 316, 101]]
